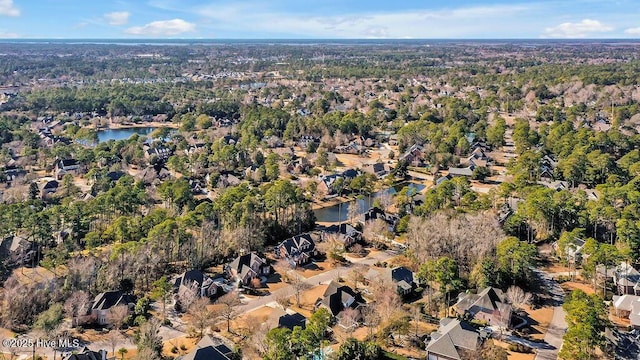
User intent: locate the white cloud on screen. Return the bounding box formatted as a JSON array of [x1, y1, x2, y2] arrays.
[[104, 11, 130, 26], [624, 27, 640, 35], [125, 19, 196, 36], [543, 19, 613, 38], [0, 31, 18, 38], [192, 3, 535, 38], [0, 0, 19, 17]]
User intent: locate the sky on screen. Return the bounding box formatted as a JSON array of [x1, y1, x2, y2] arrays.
[[0, 0, 640, 39]]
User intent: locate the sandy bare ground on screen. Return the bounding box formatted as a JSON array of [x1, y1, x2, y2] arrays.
[[494, 339, 537, 360], [9, 266, 67, 286]]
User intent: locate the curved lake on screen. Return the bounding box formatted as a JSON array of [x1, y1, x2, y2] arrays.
[[97, 127, 156, 143], [313, 182, 425, 223]]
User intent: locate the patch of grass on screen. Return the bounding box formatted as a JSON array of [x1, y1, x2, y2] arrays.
[[382, 351, 409, 360]]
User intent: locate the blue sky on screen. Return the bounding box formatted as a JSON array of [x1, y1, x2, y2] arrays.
[[1, 0, 640, 39]]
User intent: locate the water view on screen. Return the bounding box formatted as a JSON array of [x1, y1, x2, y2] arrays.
[[314, 182, 425, 223], [96, 127, 156, 143]]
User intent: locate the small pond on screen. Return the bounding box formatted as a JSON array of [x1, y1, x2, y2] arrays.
[[96, 127, 156, 143], [313, 182, 425, 223]]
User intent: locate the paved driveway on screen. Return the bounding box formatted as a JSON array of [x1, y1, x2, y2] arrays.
[[534, 270, 568, 360]]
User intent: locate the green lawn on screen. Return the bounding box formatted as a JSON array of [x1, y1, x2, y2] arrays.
[[382, 351, 409, 360]]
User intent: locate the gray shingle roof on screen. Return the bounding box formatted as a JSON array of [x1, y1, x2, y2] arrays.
[[426, 319, 479, 359]]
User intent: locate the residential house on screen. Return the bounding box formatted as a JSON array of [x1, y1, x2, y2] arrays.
[[363, 267, 415, 296], [594, 119, 612, 132], [225, 252, 271, 286], [298, 135, 319, 148], [0, 235, 35, 266], [136, 166, 171, 185], [318, 169, 359, 196], [357, 135, 377, 148], [145, 146, 172, 162], [185, 143, 206, 156], [388, 134, 399, 146], [89, 290, 136, 326], [264, 135, 284, 148], [244, 165, 261, 180], [287, 157, 310, 175], [2, 166, 26, 183], [582, 188, 599, 201], [426, 318, 480, 360], [447, 165, 475, 178], [540, 166, 554, 182], [380, 266, 415, 296], [470, 141, 489, 152], [62, 348, 108, 360], [55, 159, 80, 180], [335, 142, 363, 155], [315, 281, 363, 317], [612, 295, 640, 324], [216, 173, 241, 189], [467, 148, 491, 168], [270, 147, 294, 158], [322, 223, 362, 248], [597, 262, 640, 295], [435, 174, 453, 187], [362, 162, 389, 179], [179, 335, 234, 360], [267, 308, 308, 330], [173, 270, 220, 299], [553, 237, 586, 263], [616, 264, 640, 295], [454, 287, 513, 328], [540, 155, 559, 181], [275, 233, 318, 267], [38, 128, 70, 147], [358, 207, 398, 232], [399, 144, 426, 167], [105, 171, 125, 183], [41, 180, 59, 196], [538, 180, 570, 192], [222, 135, 238, 145]]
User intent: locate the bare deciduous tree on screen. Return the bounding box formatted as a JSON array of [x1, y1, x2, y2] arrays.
[[105, 330, 126, 358], [248, 322, 271, 357], [406, 211, 504, 274], [177, 280, 199, 311], [66, 256, 99, 291], [107, 305, 129, 330], [347, 202, 361, 225], [361, 305, 381, 338], [216, 292, 241, 333], [375, 191, 393, 211], [339, 307, 360, 335], [188, 297, 216, 338], [291, 276, 311, 308], [362, 218, 391, 249], [348, 265, 366, 291], [506, 286, 533, 310], [317, 233, 345, 265], [373, 279, 403, 324], [275, 293, 290, 310], [64, 290, 90, 327], [136, 318, 163, 359]]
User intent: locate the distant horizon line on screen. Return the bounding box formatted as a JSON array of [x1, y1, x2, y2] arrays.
[[1, 38, 639, 41]]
